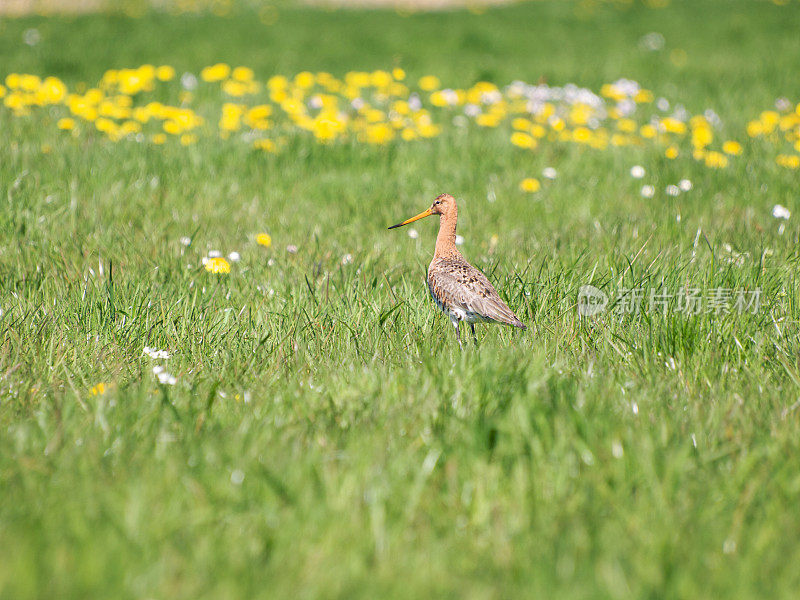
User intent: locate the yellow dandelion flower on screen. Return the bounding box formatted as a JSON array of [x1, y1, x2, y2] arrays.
[[345, 71, 370, 88], [691, 126, 713, 148], [232, 66, 255, 82], [163, 120, 182, 135], [4, 92, 25, 110], [114, 94, 133, 108], [519, 178, 541, 192], [512, 118, 531, 130], [38, 77, 67, 103], [776, 154, 800, 169], [267, 75, 288, 91], [205, 257, 231, 274], [120, 120, 142, 135], [530, 124, 547, 138], [222, 80, 249, 97], [569, 104, 592, 126], [573, 127, 593, 143], [640, 124, 657, 138], [201, 63, 231, 82], [365, 123, 394, 144], [661, 117, 687, 135], [722, 140, 743, 155], [600, 83, 625, 101], [370, 70, 392, 88], [152, 133, 167, 144], [634, 89, 654, 103], [5, 73, 21, 89], [418, 75, 441, 91], [256, 233, 272, 247], [91, 383, 107, 396], [475, 113, 501, 127], [95, 117, 116, 133], [704, 151, 728, 168], [117, 70, 146, 95], [779, 114, 798, 131], [57, 118, 75, 130], [418, 123, 440, 138], [156, 65, 175, 81], [0, 84, 5, 98], [84, 88, 103, 104], [760, 110, 780, 132], [294, 71, 315, 89], [392, 68, 406, 81], [665, 145, 679, 159], [131, 107, 149, 123], [20, 74, 41, 91], [746, 120, 763, 137], [220, 102, 244, 131], [510, 132, 536, 149], [430, 90, 448, 107], [138, 64, 156, 80]]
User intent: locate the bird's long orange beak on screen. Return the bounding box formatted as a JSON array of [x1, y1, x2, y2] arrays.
[[388, 207, 433, 229]]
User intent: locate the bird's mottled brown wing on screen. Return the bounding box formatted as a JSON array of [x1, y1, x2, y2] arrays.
[[428, 256, 526, 329]]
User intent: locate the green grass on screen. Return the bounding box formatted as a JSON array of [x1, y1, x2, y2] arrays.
[[3, 1, 800, 598]]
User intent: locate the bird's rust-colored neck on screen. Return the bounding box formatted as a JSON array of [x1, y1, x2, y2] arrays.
[[434, 205, 458, 258]]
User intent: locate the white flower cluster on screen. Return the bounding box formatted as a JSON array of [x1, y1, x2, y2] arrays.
[[152, 365, 177, 386], [143, 346, 170, 360], [143, 346, 176, 385]]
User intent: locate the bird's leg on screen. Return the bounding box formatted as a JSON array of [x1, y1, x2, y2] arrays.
[[469, 323, 478, 346], [452, 320, 462, 348]]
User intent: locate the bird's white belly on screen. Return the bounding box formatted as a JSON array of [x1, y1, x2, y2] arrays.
[[429, 288, 485, 324]]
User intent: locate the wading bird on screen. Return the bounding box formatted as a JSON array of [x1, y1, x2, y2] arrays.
[[389, 193, 526, 347]]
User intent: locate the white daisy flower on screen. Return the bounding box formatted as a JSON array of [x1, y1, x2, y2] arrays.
[[630, 165, 645, 179], [144, 347, 170, 360], [772, 204, 791, 219], [542, 167, 557, 180]]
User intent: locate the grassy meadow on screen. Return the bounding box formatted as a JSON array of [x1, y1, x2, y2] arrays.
[[2, 0, 800, 597]]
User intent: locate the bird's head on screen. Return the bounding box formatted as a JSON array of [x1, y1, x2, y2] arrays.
[[388, 193, 457, 230]]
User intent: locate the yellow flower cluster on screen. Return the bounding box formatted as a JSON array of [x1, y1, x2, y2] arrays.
[[0, 66, 750, 169], [746, 104, 800, 169], [499, 81, 738, 168], [2, 74, 67, 115]]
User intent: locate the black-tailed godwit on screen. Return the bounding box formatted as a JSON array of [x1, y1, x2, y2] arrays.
[[389, 193, 526, 346]]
